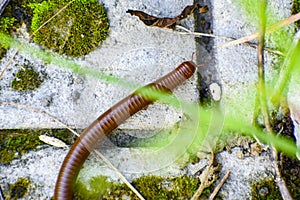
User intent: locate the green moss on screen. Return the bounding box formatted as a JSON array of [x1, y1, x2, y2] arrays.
[[74, 175, 201, 199], [0, 17, 15, 59], [0, 129, 74, 164], [0, 0, 32, 60], [48, 129, 76, 145], [251, 178, 282, 200], [28, 0, 110, 57], [278, 154, 300, 199], [8, 177, 31, 199], [11, 67, 43, 91], [74, 176, 114, 199], [0, 130, 42, 164], [292, 0, 300, 28]]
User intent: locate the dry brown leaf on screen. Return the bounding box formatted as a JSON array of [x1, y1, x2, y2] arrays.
[[127, 4, 208, 29]]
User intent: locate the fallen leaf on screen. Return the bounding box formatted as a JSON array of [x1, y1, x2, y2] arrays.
[[127, 4, 208, 29], [39, 135, 68, 149]]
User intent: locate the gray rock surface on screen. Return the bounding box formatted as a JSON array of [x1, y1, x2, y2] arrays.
[[0, 0, 198, 130]]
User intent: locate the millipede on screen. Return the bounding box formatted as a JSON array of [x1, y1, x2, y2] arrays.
[[54, 60, 197, 199]]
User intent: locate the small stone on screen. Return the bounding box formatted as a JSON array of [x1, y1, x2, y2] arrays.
[[41, 96, 52, 107], [71, 90, 81, 102], [236, 148, 244, 159], [74, 77, 84, 84], [258, 186, 269, 197], [209, 82, 221, 101]]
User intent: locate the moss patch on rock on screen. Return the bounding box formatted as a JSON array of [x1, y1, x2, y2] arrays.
[[0, 0, 33, 60], [292, 0, 300, 28], [74, 175, 201, 199], [7, 177, 31, 199], [251, 178, 282, 200], [11, 67, 43, 91], [28, 0, 109, 57], [0, 129, 74, 164], [74, 176, 114, 199], [0, 130, 42, 164], [0, 17, 15, 59]]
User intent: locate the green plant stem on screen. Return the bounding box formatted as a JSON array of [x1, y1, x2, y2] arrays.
[[257, 0, 271, 132], [270, 31, 300, 107], [257, 1, 292, 200]]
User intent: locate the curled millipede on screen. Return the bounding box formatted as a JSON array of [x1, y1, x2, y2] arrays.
[[54, 61, 197, 199]]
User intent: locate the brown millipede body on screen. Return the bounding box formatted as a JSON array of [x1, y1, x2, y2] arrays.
[[54, 60, 197, 199]]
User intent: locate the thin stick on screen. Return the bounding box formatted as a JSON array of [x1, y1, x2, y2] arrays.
[[191, 154, 220, 200], [0, 101, 79, 137], [208, 170, 230, 200], [176, 25, 284, 56], [176, 25, 230, 40], [93, 150, 145, 200], [0, 101, 145, 200], [0, 51, 18, 79], [272, 149, 293, 200], [216, 12, 300, 48], [0, 0, 75, 79]]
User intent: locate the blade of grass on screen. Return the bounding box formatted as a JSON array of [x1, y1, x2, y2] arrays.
[[256, 2, 292, 199], [270, 31, 300, 107], [257, 0, 271, 133]]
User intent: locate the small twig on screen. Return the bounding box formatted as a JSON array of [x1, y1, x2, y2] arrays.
[[0, 131, 26, 136], [191, 153, 220, 200], [215, 11, 300, 48], [208, 170, 231, 200], [272, 148, 293, 200], [0, 101, 145, 200], [176, 25, 230, 40], [176, 25, 284, 56], [93, 150, 145, 200], [0, 101, 79, 136]]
